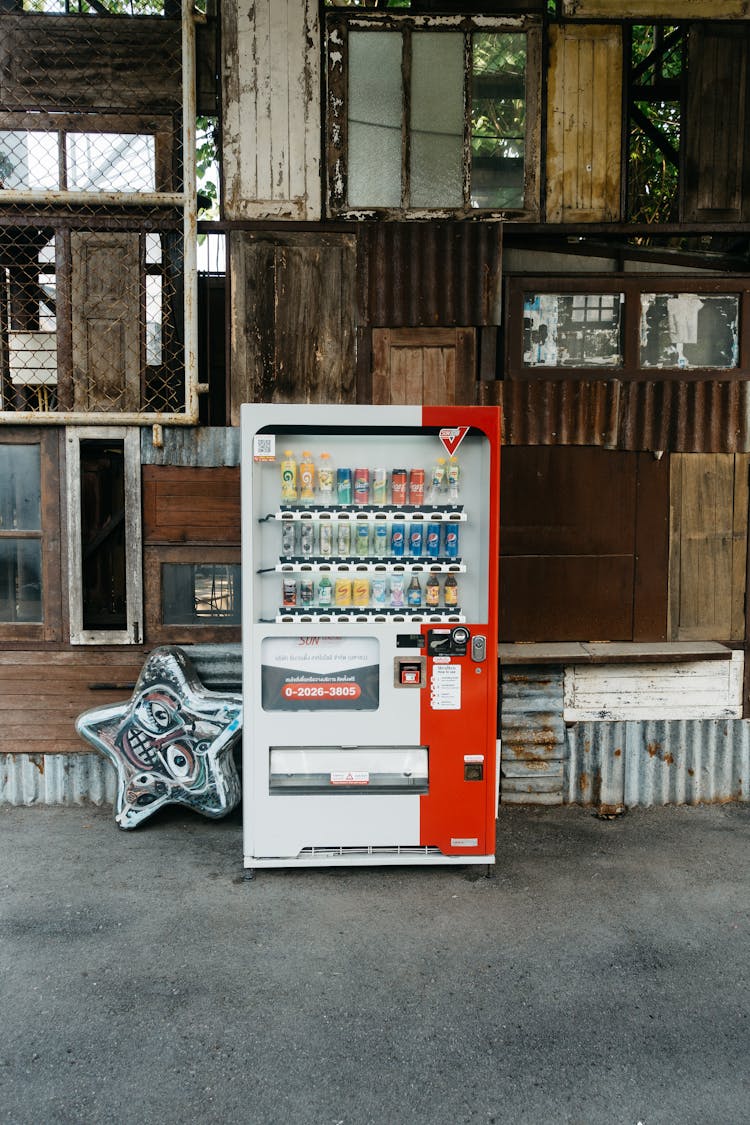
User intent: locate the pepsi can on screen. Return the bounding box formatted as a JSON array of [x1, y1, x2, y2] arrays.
[[391, 524, 405, 556], [444, 524, 459, 558], [425, 523, 441, 558], [408, 524, 423, 557]]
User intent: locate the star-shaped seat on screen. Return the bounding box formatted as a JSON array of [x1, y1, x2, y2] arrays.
[[76, 646, 242, 830]]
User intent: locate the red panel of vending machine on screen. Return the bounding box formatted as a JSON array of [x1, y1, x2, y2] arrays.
[[241, 404, 500, 868]]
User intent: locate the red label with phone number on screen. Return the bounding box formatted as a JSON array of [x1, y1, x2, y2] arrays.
[[281, 682, 362, 701]]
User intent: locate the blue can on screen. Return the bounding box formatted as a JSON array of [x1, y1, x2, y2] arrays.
[[391, 524, 405, 557], [409, 524, 423, 557], [337, 468, 352, 505], [425, 523, 441, 558], [444, 524, 460, 559]]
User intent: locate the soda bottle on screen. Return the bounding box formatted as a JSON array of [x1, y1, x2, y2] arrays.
[[353, 468, 370, 506], [373, 522, 388, 556], [444, 524, 459, 559], [391, 469, 407, 506], [337, 468, 352, 505], [444, 574, 458, 607], [409, 468, 425, 506], [318, 574, 333, 606], [391, 523, 405, 557], [408, 524, 423, 557], [299, 451, 316, 505], [426, 574, 440, 607], [337, 521, 351, 555], [407, 575, 422, 607], [429, 457, 446, 502], [281, 451, 298, 504], [319, 521, 333, 556], [425, 523, 441, 558], [318, 452, 335, 504], [447, 456, 460, 501]]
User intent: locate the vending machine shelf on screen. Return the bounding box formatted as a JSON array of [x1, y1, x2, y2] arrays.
[[273, 608, 465, 624], [270, 505, 467, 522], [273, 560, 466, 574]]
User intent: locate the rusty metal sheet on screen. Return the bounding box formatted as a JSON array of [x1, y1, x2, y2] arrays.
[[566, 719, 750, 807], [358, 221, 502, 328], [500, 665, 565, 804], [0, 752, 115, 807], [502, 378, 750, 452]]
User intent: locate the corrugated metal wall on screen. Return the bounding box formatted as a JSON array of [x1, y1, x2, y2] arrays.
[[502, 378, 750, 452]]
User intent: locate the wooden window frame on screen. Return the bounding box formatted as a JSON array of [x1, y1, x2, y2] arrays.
[[505, 275, 750, 381], [325, 11, 541, 220], [0, 428, 61, 643], [65, 426, 142, 645], [144, 544, 241, 645]]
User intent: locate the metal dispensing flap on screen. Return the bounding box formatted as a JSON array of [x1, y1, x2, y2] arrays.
[[269, 746, 428, 794]]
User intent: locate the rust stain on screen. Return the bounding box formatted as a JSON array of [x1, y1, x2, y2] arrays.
[[579, 771, 590, 792], [614, 748, 622, 758], [664, 753, 675, 766], [29, 754, 45, 776], [687, 768, 695, 776], [647, 741, 662, 759]]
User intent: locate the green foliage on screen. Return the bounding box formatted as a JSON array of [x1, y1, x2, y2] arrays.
[[196, 116, 220, 226]]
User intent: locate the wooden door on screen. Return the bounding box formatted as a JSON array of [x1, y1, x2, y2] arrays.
[[71, 232, 141, 412], [669, 453, 749, 640], [371, 328, 476, 406], [546, 24, 623, 223]]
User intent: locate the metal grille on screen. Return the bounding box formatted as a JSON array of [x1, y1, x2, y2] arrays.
[[0, 9, 197, 422]]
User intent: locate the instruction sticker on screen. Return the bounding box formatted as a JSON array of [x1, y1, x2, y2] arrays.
[[430, 663, 461, 710]]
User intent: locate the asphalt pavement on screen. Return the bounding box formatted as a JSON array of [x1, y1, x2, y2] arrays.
[[1, 802, 748, 1125]]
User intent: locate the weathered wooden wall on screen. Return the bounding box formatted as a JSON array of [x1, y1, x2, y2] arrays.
[[562, 0, 750, 16], [222, 0, 321, 219], [0, 649, 148, 757], [546, 25, 622, 223], [669, 453, 749, 641], [229, 231, 357, 420], [142, 466, 240, 544]]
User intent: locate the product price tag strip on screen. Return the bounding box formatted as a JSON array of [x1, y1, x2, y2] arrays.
[[269, 608, 466, 624], [262, 506, 467, 522], [263, 560, 466, 574]]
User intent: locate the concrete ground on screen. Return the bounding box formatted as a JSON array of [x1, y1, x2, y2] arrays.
[[0, 803, 748, 1125]]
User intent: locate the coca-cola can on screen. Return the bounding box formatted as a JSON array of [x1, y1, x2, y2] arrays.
[[409, 468, 425, 506], [391, 469, 407, 506]]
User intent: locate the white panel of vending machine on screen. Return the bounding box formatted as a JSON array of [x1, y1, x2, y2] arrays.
[[241, 403, 501, 869]]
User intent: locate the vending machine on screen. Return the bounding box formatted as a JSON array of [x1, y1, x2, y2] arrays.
[[241, 403, 500, 869]]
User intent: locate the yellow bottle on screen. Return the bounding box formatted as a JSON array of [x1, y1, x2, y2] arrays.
[[299, 450, 316, 505], [281, 450, 298, 504]]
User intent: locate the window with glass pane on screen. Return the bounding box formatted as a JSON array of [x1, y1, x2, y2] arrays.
[[640, 294, 739, 369], [410, 32, 463, 208], [0, 444, 43, 623], [162, 563, 242, 626], [472, 33, 527, 210], [523, 294, 624, 367], [348, 32, 403, 208]]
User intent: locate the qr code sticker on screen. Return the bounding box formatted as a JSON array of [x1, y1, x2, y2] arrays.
[[253, 434, 276, 462]]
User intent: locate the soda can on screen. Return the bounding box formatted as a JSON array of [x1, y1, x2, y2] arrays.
[[337, 468, 352, 505], [409, 468, 425, 506], [353, 467, 370, 506], [408, 524, 423, 557], [425, 523, 441, 558], [353, 578, 370, 607], [372, 577, 388, 605], [300, 521, 314, 556], [335, 578, 352, 606], [300, 578, 314, 605], [391, 469, 407, 506], [319, 521, 333, 556], [281, 521, 296, 555], [390, 575, 405, 608], [355, 522, 371, 555], [372, 468, 388, 505], [282, 578, 297, 606], [373, 522, 388, 556], [444, 525, 460, 558], [337, 521, 351, 555], [391, 523, 405, 556]]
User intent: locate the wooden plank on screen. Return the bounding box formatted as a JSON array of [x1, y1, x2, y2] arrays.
[[142, 466, 240, 544], [546, 25, 623, 223], [669, 454, 743, 640], [370, 327, 477, 407], [633, 451, 669, 641], [685, 25, 750, 221], [563, 0, 750, 15], [0, 15, 182, 111], [563, 652, 744, 721], [71, 233, 141, 413], [732, 454, 750, 640]]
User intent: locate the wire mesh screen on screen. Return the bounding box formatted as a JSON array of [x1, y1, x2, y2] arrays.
[[0, 11, 193, 419]]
